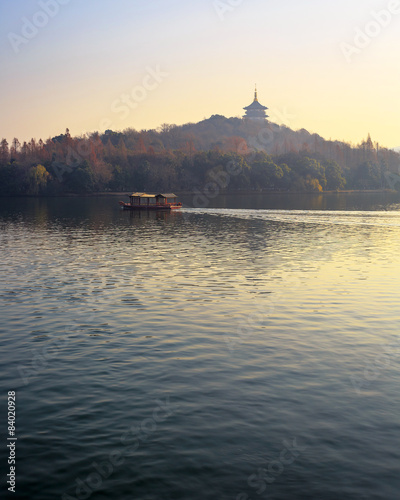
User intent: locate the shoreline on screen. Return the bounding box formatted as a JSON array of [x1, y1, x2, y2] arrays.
[[0, 189, 396, 198]]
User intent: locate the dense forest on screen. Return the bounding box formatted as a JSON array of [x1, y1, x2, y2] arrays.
[[1, 115, 400, 196]]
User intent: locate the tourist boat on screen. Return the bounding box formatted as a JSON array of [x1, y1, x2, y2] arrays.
[[119, 192, 182, 210]]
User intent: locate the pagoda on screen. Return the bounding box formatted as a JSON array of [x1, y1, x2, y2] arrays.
[[243, 86, 268, 121]]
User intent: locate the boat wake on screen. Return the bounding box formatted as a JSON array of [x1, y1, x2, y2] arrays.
[[181, 208, 400, 228]]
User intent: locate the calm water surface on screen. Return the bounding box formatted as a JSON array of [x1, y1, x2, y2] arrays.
[[1, 194, 400, 500]]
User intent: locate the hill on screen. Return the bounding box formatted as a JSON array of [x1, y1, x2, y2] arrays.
[[1, 116, 400, 195]]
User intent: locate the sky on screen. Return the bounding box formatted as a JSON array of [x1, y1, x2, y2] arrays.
[[0, 0, 399, 147]]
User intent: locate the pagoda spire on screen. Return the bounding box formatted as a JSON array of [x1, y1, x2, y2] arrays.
[[254, 84, 258, 102]]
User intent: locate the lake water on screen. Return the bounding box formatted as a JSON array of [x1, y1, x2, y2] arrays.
[[1, 193, 400, 500]]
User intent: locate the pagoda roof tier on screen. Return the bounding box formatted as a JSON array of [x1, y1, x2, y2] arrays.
[[243, 100, 268, 111]]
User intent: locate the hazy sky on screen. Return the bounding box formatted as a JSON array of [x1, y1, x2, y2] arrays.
[[1, 0, 399, 147]]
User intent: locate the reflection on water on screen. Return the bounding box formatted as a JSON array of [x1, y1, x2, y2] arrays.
[[0, 195, 400, 500]]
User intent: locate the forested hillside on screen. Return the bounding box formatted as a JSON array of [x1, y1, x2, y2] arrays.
[[1, 115, 399, 195]]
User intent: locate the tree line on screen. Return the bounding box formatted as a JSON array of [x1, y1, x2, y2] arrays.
[[1, 116, 399, 196]]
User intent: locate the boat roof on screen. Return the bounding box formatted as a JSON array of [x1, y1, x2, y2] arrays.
[[130, 192, 177, 198], [130, 192, 156, 198]]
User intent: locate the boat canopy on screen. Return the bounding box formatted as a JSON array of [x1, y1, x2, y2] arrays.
[[156, 193, 177, 198], [129, 192, 177, 199], [130, 192, 156, 198]]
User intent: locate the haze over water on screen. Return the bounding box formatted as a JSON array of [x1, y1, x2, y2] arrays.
[[1, 194, 400, 499]]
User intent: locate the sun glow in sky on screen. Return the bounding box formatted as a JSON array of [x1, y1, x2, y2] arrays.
[[1, 0, 400, 147]]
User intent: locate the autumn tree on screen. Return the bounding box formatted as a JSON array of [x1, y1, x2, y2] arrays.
[[10, 138, 20, 161], [136, 137, 147, 154], [105, 137, 115, 159], [28, 164, 50, 195], [91, 159, 112, 190], [116, 138, 128, 164], [0, 139, 9, 164]]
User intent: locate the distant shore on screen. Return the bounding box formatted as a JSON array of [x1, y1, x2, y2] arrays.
[[57, 189, 399, 197], [0, 189, 397, 198]]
